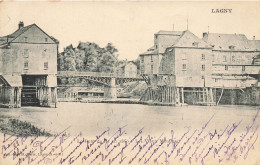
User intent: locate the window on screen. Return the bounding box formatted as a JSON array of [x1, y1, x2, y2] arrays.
[[151, 64, 153, 73], [23, 49, 29, 58], [192, 42, 198, 47], [182, 64, 187, 71], [151, 56, 153, 62], [24, 37, 28, 42], [201, 75, 205, 79], [155, 45, 158, 49], [45, 38, 48, 42], [161, 64, 164, 71], [42, 49, 48, 56], [201, 65, 205, 71], [232, 56, 235, 62], [141, 56, 144, 63], [225, 65, 228, 71], [229, 45, 235, 50], [242, 66, 245, 71], [44, 62, 48, 70], [212, 55, 215, 62], [202, 54, 205, 60], [141, 66, 144, 74], [223, 55, 227, 62], [24, 62, 28, 69]]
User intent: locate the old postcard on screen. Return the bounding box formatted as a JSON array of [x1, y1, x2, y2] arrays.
[[0, 1, 260, 165]]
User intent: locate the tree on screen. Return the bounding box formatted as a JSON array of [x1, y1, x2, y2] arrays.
[[58, 41, 120, 73]]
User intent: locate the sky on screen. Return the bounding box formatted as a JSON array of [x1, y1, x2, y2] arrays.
[[0, 1, 259, 60]]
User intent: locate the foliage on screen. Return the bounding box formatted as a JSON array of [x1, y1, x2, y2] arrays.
[[0, 118, 52, 137], [58, 42, 121, 73]]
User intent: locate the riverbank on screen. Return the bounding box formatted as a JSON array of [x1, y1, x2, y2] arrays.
[[0, 115, 52, 136], [59, 98, 178, 106]]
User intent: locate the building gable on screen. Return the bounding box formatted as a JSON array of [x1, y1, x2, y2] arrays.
[[12, 24, 56, 44], [172, 31, 211, 48]]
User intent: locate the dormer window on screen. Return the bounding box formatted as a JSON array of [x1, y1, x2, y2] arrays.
[[45, 38, 48, 42], [192, 42, 198, 47], [24, 37, 28, 42], [229, 45, 235, 50]]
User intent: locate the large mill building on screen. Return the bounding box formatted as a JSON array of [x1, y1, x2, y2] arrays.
[[0, 22, 59, 108]]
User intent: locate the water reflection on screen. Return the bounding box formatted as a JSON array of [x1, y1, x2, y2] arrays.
[[0, 103, 259, 136]]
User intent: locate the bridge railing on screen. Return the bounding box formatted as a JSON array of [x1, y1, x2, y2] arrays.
[[57, 71, 143, 79]]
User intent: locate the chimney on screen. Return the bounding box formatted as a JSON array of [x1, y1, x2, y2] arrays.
[[253, 36, 255, 40], [18, 21, 24, 29], [203, 32, 208, 39]]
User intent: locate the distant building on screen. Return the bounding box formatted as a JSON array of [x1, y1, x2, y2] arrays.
[[0, 21, 59, 107], [124, 61, 137, 77], [117, 61, 138, 77]]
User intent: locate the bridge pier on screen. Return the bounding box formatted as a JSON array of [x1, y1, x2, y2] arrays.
[[104, 77, 117, 99]]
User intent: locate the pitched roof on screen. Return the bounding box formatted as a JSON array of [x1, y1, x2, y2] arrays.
[[171, 30, 211, 48], [0, 23, 59, 45], [141, 31, 186, 55], [248, 40, 260, 51], [140, 46, 157, 55], [120, 61, 137, 68], [0, 24, 34, 45], [127, 61, 137, 66], [156, 33, 184, 53], [155, 30, 183, 35], [0, 75, 22, 87], [202, 33, 259, 51]]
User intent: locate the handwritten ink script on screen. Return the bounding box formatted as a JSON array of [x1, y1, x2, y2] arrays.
[[1, 109, 259, 165]]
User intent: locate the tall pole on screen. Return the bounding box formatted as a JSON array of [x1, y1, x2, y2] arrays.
[[187, 17, 189, 30]]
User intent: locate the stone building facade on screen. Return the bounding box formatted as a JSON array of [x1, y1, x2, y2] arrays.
[[139, 29, 260, 105], [0, 22, 59, 108], [202, 33, 260, 88]]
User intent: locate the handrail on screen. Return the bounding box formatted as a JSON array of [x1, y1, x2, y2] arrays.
[[57, 71, 143, 79]]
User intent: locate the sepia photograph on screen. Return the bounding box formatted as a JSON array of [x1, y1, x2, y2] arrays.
[[0, 1, 260, 165]]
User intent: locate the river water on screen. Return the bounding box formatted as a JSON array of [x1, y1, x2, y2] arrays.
[[0, 102, 259, 137]]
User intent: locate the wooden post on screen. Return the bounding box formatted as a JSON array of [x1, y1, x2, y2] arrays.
[[54, 87, 57, 108], [181, 87, 184, 104], [176, 88, 180, 104], [209, 88, 213, 103], [48, 87, 52, 106], [9, 87, 14, 107], [198, 88, 201, 103], [17, 87, 21, 108], [202, 88, 205, 103], [206, 88, 209, 103]]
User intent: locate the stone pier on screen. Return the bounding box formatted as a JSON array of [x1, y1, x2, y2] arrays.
[[104, 77, 117, 99]]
